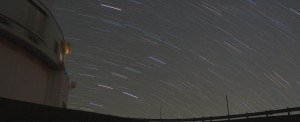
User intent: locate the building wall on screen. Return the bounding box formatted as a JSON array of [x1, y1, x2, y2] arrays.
[[0, 36, 69, 107], [0, 36, 49, 104], [0, 0, 69, 108]]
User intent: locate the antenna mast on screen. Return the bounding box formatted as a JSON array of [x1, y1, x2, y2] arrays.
[[160, 102, 163, 120], [226, 95, 230, 120]]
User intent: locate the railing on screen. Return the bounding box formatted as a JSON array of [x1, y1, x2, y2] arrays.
[[144, 107, 300, 122], [0, 0, 65, 69], [1, 96, 299, 122]]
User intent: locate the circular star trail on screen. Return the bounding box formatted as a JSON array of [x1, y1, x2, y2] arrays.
[[52, 0, 300, 119]]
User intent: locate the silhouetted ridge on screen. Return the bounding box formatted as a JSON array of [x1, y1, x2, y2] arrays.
[[1, 97, 300, 122]]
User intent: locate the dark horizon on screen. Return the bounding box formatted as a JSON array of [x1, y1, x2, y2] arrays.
[[2, 97, 300, 121]]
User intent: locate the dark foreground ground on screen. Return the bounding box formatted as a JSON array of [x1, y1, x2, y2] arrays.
[[1, 97, 300, 122]]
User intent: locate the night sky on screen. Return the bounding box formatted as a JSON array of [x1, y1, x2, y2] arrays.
[[52, 0, 300, 119]]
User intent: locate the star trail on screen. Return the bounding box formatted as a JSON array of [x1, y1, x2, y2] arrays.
[[52, 0, 300, 119]]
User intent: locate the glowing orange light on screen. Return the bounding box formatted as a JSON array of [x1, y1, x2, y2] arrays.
[[62, 40, 71, 55]]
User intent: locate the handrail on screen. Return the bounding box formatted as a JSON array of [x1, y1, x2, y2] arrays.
[[144, 107, 300, 121]]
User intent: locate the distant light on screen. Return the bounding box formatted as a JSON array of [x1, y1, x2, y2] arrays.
[[77, 73, 95, 77], [64, 37, 80, 40], [97, 84, 114, 90], [77, 14, 98, 19], [81, 66, 99, 70], [125, 67, 142, 74], [123, 92, 138, 98], [100, 4, 122, 11], [149, 56, 166, 64], [89, 102, 104, 107], [111, 72, 128, 79]]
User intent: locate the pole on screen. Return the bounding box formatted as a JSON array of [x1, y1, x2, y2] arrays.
[[226, 95, 230, 120], [160, 102, 163, 120]]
